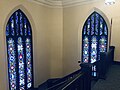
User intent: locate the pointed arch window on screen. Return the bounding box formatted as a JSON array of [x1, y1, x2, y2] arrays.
[[82, 11, 108, 77], [6, 9, 33, 90]]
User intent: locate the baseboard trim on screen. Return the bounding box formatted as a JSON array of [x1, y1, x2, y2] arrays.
[[38, 80, 48, 89], [113, 61, 120, 65], [47, 78, 61, 81]]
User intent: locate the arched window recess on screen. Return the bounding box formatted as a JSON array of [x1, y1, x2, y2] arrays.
[[6, 9, 34, 90], [82, 11, 108, 77]]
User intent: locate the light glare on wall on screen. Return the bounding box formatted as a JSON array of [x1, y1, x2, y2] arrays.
[[105, 0, 115, 5]]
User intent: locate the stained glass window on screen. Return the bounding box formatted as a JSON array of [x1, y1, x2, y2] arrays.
[[6, 9, 33, 90], [82, 11, 108, 77], [83, 36, 89, 63], [99, 36, 107, 52], [7, 38, 17, 90], [91, 36, 97, 63]]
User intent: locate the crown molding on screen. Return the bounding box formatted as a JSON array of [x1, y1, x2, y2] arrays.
[[63, 0, 103, 8], [28, 0, 103, 8], [28, 0, 63, 8]]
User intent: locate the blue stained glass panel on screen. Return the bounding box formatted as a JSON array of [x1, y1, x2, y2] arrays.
[[15, 11, 19, 35], [10, 16, 15, 36], [87, 19, 90, 35], [28, 25, 31, 35], [104, 25, 108, 35], [100, 18, 103, 35], [95, 13, 99, 35], [6, 24, 9, 36], [91, 14, 94, 35], [7, 38, 17, 90], [83, 36, 89, 63], [20, 12, 23, 35], [26, 38, 32, 89], [24, 17, 27, 36], [83, 25, 86, 35], [91, 36, 97, 63], [17, 37, 25, 88], [99, 36, 107, 52]]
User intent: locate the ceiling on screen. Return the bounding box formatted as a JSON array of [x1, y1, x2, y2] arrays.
[[28, 0, 102, 7]]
